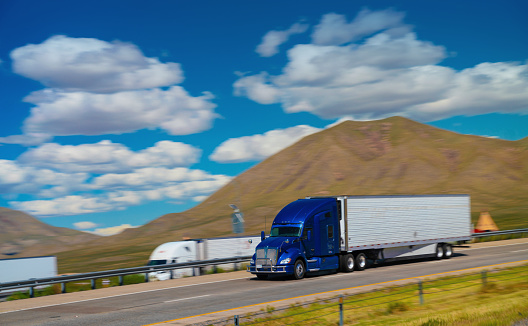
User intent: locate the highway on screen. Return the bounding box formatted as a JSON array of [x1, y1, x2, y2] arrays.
[[1, 238, 527, 326]]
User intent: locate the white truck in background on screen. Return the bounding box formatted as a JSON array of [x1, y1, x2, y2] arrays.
[[147, 235, 261, 281], [0, 256, 57, 294]]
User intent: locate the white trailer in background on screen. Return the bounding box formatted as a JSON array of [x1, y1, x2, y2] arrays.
[[147, 235, 261, 281], [0, 256, 57, 294]]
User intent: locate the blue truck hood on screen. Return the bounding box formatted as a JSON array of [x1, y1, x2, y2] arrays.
[[258, 236, 295, 248]]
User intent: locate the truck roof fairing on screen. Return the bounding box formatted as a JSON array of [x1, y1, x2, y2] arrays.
[[273, 198, 335, 225]]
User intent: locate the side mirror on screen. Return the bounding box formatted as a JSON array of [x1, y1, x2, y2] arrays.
[[307, 230, 312, 241], [261, 231, 265, 241]]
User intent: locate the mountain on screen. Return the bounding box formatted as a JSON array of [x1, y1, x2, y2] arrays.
[[10, 117, 528, 272], [128, 116, 528, 238], [0, 207, 100, 257]]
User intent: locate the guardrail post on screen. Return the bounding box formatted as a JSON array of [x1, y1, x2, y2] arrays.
[[29, 286, 34, 298], [481, 270, 487, 287], [144, 273, 149, 283], [418, 280, 424, 305], [339, 295, 344, 326], [119, 275, 124, 286], [61, 282, 66, 294], [234, 315, 239, 325], [91, 279, 96, 290]]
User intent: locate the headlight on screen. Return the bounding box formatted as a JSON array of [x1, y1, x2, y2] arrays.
[[250, 259, 255, 264], [280, 258, 291, 264]]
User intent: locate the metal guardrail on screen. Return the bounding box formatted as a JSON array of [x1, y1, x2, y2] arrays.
[[471, 228, 528, 238], [0, 255, 252, 296]]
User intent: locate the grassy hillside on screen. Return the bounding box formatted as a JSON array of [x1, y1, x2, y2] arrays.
[[6, 117, 527, 273]]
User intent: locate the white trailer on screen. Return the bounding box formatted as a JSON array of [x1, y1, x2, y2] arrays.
[[0, 256, 57, 294], [147, 235, 261, 281], [332, 194, 471, 269]]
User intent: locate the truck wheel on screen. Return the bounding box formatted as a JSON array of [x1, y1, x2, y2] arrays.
[[354, 253, 367, 271], [293, 259, 306, 280], [443, 244, 453, 259], [341, 254, 355, 273], [256, 274, 268, 280], [435, 244, 444, 259]]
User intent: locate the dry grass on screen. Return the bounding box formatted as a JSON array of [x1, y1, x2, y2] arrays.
[[242, 265, 528, 326]]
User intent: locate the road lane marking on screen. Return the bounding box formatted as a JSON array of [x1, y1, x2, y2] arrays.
[[0, 276, 249, 315], [511, 249, 528, 253], [164, 294, 210, 303], [145, 259, 528, 325]]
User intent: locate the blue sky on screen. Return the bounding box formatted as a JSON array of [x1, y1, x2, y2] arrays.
[[1, 0, 527, 236]]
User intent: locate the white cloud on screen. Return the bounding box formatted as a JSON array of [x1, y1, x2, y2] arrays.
[[21, 87, 218, 136], [7, 167, 231, 217], [209, 125, 321, 163], [233, 72, 281, 104], [10, 35, 183, 93], [89, 224, 138, 236], [410, 62, 528, 120], [256, 22, 308, 57], [18, 140, 201, 174], [235, 9, 528, 122], [0, 133, 52, 146], [0, 159, 89, 197], [10, 195, 116, 217], [73, 221, 99, 230], [92, 167, 215, 189], [312, 9, 408, 45]]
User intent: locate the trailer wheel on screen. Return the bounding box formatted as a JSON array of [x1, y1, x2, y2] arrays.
[[355, 253, 367, 271], [435, 244, 444, 259], [341, 254, 355, 273], [443, 244, 453, 259], [256, 274, 268, 280], [293, 259, 306, 280]]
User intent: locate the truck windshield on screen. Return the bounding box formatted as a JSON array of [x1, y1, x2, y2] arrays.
[[270, 226, 301, 237], [147, 260, 167, 266]]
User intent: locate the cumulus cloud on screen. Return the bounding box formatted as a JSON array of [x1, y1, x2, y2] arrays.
[[21, 87, 218, 136], [0, 159, 89, 197], [234, 9, 528, 122], [9, 172, 231, 217], [89, 224, 138, 236], [6, 36, 219, 142], [209, 125, 321, 163], [312, 9, 408, 45], [73, 221, 99, 230], [256, 22, 308, 57], [10, 35, 183, 93], [0, 133, 52, 146], [18, 140, 201, 174], [233, 72, 281, 104]]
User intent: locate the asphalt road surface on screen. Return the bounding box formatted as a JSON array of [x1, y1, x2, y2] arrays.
[[1, 238, 527, 326]]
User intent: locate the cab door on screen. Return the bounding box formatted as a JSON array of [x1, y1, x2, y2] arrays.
[[315, 211, 335, 256]]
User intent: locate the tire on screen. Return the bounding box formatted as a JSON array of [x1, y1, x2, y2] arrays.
[[256, 274, 268, 280], [443, 244, 453, 259], [293, 259, 306, 280], [435, 244, 444, 259], [340, 254, 355, 273], [355, 253, 368, 271]]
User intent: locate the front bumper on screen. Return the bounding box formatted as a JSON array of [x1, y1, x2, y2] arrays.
[[247, 264, 291, 274]]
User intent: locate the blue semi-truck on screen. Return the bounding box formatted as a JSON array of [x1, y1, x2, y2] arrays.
[[247, 195, 471, 280]]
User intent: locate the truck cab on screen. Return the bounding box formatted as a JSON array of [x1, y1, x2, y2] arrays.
[[248, 197, 340, 279]]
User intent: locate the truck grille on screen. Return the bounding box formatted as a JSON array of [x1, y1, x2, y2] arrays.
[[256, 248, 277, 266]]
